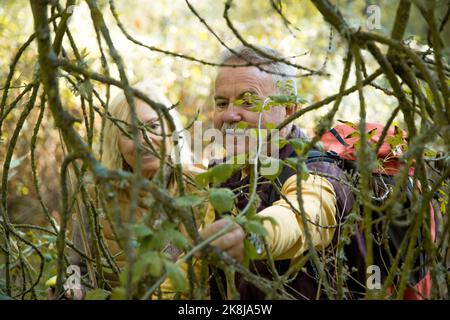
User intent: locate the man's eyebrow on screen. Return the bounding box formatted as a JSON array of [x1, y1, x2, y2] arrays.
[[214, 95, 228, 100], [214, 91, 259, 100]]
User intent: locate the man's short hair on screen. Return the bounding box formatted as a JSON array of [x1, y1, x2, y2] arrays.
[[218, 45, 297, 95]]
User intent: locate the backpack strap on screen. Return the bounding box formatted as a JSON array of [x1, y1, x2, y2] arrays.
[[306, 150, 341, 165], [330, 128, 350, 146]]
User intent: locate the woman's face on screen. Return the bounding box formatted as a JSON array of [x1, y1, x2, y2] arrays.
[[118, 99, 171, 178]]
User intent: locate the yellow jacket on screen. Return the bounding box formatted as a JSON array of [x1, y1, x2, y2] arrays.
[[159, 172, 337, 298]]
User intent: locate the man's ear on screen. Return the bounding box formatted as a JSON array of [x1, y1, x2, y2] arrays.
[[286, 103, 299, 117]]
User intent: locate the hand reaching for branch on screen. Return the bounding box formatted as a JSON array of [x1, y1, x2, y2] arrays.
[[199, 218, 245, 262]]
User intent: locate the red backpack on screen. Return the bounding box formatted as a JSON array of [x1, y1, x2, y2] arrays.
[[319, 122, 436, 300]]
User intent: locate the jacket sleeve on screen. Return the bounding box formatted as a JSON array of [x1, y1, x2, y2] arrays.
[[258, 173, 337, 260]]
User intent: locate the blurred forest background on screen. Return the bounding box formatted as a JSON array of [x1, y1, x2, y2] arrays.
[[2, 0, 448, 224], [0, 0, 449, 299]]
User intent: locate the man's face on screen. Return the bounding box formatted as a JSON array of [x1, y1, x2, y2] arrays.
[[213, 63, 293, 156]]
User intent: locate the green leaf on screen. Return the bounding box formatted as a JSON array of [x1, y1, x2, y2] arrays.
[[269, 94, 291, 103], [394, 124, 402, 137], [284, 157, 298, 169], [424, 149, 437, 158], [337, 120, 358, 129], [244, 220, 267, 236], [165, 262, 188, 292], [251, 104, 264, 112], [366, 127, 378, 140], [118, 267, 128, 287], [289, 138, 305, 155], [132, 259, 148, 284], [315, 141, 325, 152], [147, 230, 165, 250], [300, 162, 310, 181], [45, 275, 57, 288], [234, 99, 245, 106], [265, 101, 277, 108], [243, 92, 256, 103], [210, 163, 234, 184], [141, 251, 163, 277], [133, 224, 153, 239], [440, 199, 447, 214], [194, 171, 210, 188], [265, 122, 276, 130], [208, 188, 235, 214], [42, 235, 57, 243], [294, 95, 308, 104], [164, 229, 188, 249], [387, 134, 403, 148], [260, 157, 283, 181], [174, 195, 204, 208], [110, 287, 126, 300], [236, 121, 249, 129], [279, 139, 289, 149], [243, 238, 259, 265], [84, 288, 110, 300], [345, 131, 360, 139], [386, 125, 404, 148]]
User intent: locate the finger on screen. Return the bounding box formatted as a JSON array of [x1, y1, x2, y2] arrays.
[[212, 227, 245, 251], [211, 232, 236, 251], [226, 239, 245, 262], [200, 219, 234, 239]]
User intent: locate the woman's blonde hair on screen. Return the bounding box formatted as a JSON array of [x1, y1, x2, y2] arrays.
[[102, 81, 195, 173]]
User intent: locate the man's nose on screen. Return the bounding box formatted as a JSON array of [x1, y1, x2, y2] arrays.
[[222, 106, 242, 123]]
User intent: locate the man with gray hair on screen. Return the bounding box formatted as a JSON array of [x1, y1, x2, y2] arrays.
[[197, 45, 362, 299], [215, 45, 298, 150]]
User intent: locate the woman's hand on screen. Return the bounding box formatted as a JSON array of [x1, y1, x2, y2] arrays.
[[199, 218, 245, 262]]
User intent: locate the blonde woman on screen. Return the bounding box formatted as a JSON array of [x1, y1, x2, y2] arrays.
[[62, 81, 204, 299]]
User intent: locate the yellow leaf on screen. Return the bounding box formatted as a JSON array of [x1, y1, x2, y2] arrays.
[[21, 186, 29, 196]]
